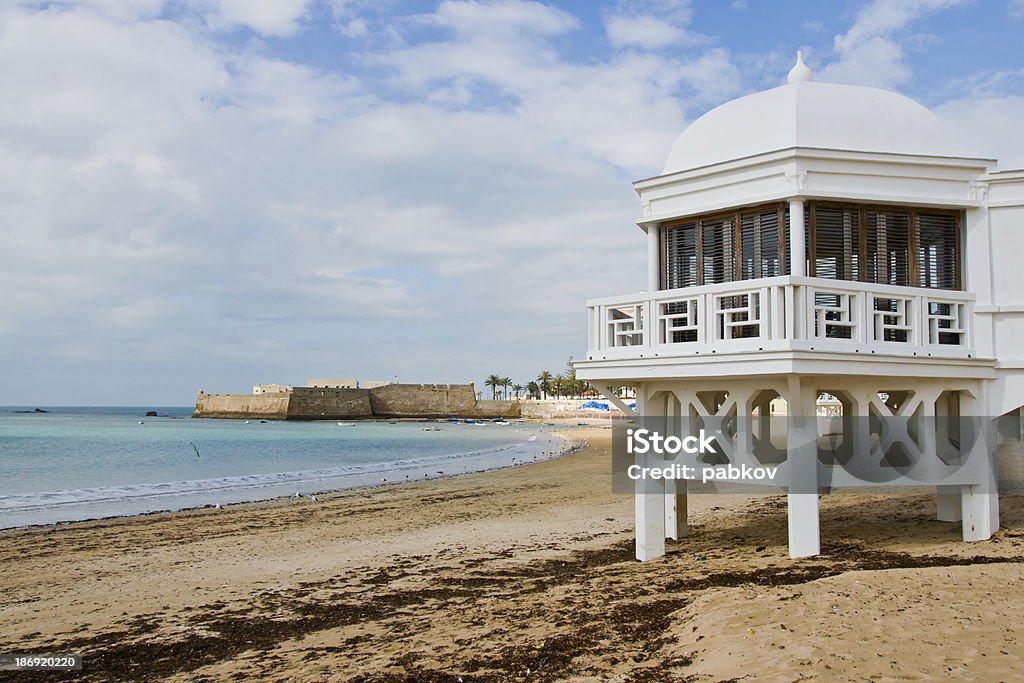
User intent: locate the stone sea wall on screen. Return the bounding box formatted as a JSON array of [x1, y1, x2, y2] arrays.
[[193, 383, 520, 420]]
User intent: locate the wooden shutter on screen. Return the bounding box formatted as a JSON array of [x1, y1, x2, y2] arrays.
[[662, 222, 697, 289], [865, 209, 910, 286], [740, 208, 782, 279], [812, 206, 859, 281], [915, 212, 960, 290], [701, 215, 736, 285]]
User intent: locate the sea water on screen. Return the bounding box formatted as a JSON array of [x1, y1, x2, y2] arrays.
[[0, 407, 565, 529]]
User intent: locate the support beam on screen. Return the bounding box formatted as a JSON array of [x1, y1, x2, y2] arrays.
[[636, 469, 666, 560], [789, 199, 806, 277], [664, 394, 688, 540], [787, 376, 820, 558], [935, 397, 962, 522], [959, 392, 999, 541], [634, 388, 666, 560], [591, 382, 636, 417], [936, 485, 962, 522]]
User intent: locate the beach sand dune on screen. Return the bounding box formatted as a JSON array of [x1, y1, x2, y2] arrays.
[[1, 428, 1023, 681]]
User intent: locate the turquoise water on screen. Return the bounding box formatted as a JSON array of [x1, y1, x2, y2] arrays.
[[0, 407, 561, 528]]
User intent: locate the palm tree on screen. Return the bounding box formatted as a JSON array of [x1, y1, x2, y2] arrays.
[[501, 377, 512, 400], [536, 371, 553, 400], [512, 384, 524, 399], [527, 381, 540, 399], [485, 374, 501, 400], [553, 373, 565, 399]]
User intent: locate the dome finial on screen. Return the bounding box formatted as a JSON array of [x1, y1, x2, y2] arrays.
[[787, 50, 813, 84]]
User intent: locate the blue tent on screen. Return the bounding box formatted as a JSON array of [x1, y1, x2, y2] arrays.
[[577, 400, 609, 411]]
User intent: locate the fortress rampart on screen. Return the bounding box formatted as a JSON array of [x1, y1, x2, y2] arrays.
[[193, 383, 520, 420]]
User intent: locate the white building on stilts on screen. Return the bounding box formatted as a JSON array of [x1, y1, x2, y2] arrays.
[[574, 53, 1024, 561]]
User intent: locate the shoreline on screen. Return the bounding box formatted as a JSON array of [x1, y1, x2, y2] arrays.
[[3, 428, 1023, 681], [0, 422, 593, 533]]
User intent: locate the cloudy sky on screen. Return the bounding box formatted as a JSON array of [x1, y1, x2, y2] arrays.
[[2, 0, 1023, 405]]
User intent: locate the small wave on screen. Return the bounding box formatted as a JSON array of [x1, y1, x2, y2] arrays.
[[0, 431, 563, 520]]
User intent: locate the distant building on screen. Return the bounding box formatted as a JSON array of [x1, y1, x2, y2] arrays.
[[253, 384, 291, 395], [360, 380, 393, 389], [306, 378, 358, 389]]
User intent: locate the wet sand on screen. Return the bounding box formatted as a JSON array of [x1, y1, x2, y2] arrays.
[[1, 427, 1023, 681]]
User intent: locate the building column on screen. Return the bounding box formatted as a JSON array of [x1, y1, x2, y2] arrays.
[[664, 393, 688, 540], [647, 224, 660, 292], [959, 391, 999, 541], [634, 387, 666, 560], [789, 199, 806, 277], [934, 392, 963, 521], [787, 376, 820, 558]]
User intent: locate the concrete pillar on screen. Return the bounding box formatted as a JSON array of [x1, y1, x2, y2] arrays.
[[789, 199, 806, 277], [634, 388, 666, 560], [787, 376, 820, 558], [959, 392, 999, 541], [936, 485, 962, 522], [647, 224, 661, 292], [664, 393, 688, 540], [934, 394, 963, 521]]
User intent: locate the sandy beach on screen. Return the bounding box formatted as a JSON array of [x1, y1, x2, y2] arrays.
[[2, 426, 1023, 682]]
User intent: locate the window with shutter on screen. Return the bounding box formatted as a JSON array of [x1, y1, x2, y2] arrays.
[[865, 209, 911, 287], [916, 212, 960, 290], [662, 221, 698, 289], [701, 215, 736, 285], [740, 208, 783, 279], [804, 202, 959, 291], [812, 206, 859, 280]]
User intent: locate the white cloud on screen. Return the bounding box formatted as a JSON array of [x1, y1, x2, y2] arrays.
[[820, 35, 910, 88], [938, 96, 1024, 168], [184, 0, 313, 36], [0, 1, 659, 402], [14, 0, 166, 22], [1010, 0, 1024, 18], [605, 14, 683, 49], [821, 0, 965, 88], [425, 0, 578, 37]]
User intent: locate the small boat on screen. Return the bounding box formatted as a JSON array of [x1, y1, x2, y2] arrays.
[[447, 417, 461, 422], [543, 422, 556, 427], [577, 422, 589, 426], [423, 426, 442, 432], [337, 422, 356, 427]]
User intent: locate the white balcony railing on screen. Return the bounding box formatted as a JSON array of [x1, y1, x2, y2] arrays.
[[586, 276, 976, 361]]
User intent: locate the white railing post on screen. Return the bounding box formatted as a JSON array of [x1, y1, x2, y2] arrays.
[[587, 306, 595, 353], [915, 293, 928, 347], [760, 286, 771, 339], [785, 282, 796, 339], [599, 305, 609, 350], [644, 299, 654, 349]]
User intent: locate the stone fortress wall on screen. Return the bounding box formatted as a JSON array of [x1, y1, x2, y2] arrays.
[[193, 383, 520, 420]]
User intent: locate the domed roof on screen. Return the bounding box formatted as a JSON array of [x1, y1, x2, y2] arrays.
[[662, 54, 956, 175]]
